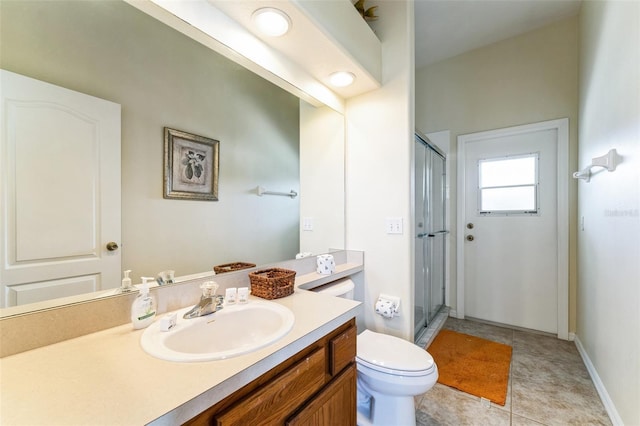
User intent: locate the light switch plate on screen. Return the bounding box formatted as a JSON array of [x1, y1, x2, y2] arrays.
[[385, 217, 403, 234]]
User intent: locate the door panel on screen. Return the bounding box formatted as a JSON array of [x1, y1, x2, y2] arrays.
[[6, 275, 98, 306], [1, 70, 121, 307], [463, 128, 558, 333]]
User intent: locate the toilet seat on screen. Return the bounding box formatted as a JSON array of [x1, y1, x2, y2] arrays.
[[357, 330, 436, 377]]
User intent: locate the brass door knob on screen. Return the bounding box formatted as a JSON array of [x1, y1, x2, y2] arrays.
[[467, 223, 474, 229], [466, 235, 474, 242], [106, 242, 119, 251]]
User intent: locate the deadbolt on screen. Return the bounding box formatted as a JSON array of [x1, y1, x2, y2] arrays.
[[106, 242, 119, 251], [467, 223, 474, 229], [466, 235, 474, 242]]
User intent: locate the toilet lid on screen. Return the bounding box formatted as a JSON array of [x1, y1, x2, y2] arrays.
[[357, 330, 435, 376]]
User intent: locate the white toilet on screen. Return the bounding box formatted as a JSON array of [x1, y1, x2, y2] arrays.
[[314, 279, 438, 426]]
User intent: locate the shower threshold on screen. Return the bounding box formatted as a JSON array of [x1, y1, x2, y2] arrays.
[[415, 306, 449, 348]]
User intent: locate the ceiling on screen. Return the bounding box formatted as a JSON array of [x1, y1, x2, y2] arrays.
[[135, 0, 583, 109], [414, 0, 583, 69]]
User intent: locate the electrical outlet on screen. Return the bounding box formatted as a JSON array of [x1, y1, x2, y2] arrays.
[[385, 217, 403, 234], [302, 217, 313, 231]]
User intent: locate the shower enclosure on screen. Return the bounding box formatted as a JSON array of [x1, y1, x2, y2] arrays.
[[414, 133, 447, 342]]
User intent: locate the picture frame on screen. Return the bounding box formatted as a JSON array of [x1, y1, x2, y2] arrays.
[[163, 127, 219, 201]]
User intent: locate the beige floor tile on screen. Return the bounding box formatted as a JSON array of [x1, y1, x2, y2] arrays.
[[511, 373, 611, 425], [513, 330, 578, 361], [441, 317, 514, 346], [511, 347, 591, 385], [416, 384, 511, 426], [511, 413, 545, 425]]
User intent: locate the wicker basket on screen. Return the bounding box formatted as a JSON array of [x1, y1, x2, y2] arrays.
[[213, 262, 256, 274], [248, 268, 296, 300]]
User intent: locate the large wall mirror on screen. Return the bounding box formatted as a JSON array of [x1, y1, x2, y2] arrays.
[[0, 0, 345, 315]]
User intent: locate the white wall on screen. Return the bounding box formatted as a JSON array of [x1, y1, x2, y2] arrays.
[[345, 1, 415, 339], [299, 101, 345, 255], [577, 1, 640, 424], [0, 1, 300, 280], [415, 17, 579, 329]]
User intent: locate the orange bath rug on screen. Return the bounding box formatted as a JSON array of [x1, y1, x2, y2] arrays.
[[427, 329, 512, 405]]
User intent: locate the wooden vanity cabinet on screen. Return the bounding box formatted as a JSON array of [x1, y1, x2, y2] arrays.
[[184, 319, 357, 426]]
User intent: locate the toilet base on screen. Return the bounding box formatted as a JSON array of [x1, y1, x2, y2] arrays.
[[357, 378, 417, 426]]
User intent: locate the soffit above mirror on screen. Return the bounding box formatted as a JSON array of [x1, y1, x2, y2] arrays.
[[125, 0, 382, 113]]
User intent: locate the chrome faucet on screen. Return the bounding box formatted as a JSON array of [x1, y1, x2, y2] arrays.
[[183, 281, 224, 319]]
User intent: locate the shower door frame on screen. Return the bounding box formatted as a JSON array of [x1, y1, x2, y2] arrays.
[[414, 132, 449, 341]]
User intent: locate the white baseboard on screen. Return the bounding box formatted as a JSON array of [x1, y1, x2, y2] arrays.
[[568, 332, 575, 341], [574, 335, 623, 426]]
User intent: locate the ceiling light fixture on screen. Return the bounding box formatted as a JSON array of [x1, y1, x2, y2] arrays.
[[252, 8, 291, 37], [329, 71, 356, 87]]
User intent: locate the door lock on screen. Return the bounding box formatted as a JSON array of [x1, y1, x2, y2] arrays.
[[465, 235, 474, 242]]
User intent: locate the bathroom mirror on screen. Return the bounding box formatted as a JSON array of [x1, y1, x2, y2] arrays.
[[0, 0, 345, 315]]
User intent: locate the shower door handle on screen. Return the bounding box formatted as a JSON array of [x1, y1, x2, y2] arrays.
[[427, 230, 449, 237]]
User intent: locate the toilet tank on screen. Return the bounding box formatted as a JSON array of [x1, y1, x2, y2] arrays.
[[312, 278, 355, 299]]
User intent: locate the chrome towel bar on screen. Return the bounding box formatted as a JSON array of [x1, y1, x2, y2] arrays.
[[256, 185, 298, 198]]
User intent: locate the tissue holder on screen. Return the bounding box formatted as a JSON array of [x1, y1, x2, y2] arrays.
[[375, 294, 400, 319], [316, 254, 336, 275]]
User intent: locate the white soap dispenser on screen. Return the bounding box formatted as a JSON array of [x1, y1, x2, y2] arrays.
[[131, 276, 157, 329], [120, 269, 134, 293]]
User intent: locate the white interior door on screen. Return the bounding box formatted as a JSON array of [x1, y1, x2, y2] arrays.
[[457, 119, 569, 337], [1, 70, 121, 307]]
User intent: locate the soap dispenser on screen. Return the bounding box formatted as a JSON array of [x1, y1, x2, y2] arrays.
[[131, 277, 157, 329], [120, 269, 134, 293]]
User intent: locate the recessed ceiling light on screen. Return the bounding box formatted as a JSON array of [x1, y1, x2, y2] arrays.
[[329, 71, 356, 87], [252, 8, 291, 37]]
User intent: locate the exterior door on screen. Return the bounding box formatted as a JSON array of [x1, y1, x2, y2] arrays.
[[0, 70, 121, 307], [457, 119, 568, 337]]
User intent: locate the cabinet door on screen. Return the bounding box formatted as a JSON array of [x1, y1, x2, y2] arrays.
[[215, 348, 326, 426], [286, 363, 356, 426], [329, 325, 356, 376]]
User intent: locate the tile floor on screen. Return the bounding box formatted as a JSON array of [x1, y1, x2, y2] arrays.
[[415, 318, 612, 425]]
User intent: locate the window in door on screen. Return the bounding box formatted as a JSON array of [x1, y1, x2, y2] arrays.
[[477, 153, 539, 215]]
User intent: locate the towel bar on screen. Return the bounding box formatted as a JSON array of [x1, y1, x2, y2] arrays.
[[256, 185, 298, 198]]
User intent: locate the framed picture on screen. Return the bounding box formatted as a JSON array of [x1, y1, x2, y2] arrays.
[[163, 127, 219, 201]]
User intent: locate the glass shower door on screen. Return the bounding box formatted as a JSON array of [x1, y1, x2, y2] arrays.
[[414, 134, 447, 341], [414, 141, 428, 337], [427, 151, 446, 321]]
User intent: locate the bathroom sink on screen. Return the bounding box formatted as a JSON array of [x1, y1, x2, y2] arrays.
[[140, 300, 294, 362]]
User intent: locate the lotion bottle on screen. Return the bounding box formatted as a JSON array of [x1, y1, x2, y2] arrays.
[[131, 277, 157, 329]]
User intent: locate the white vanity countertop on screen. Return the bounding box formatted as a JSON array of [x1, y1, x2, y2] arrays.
[[0, 289, 360, 425]]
